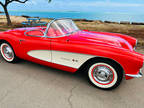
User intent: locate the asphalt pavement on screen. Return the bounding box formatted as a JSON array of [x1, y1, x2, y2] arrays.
[[0, 51, 144, 108]]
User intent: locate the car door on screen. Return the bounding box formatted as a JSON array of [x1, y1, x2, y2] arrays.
[[18, 33, 51, 63], [46, 19, 74, 68], [51, 36, 75, 67], [47, 19, 83, 69]]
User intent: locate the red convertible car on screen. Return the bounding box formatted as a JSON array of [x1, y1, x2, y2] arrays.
[[0, 19, 143, 90]]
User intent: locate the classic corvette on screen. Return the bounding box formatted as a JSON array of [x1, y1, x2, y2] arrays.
[[0, 19, 143, 90]]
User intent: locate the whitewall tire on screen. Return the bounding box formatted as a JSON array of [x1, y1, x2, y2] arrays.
[[0, 43, 18, 63], [88, 61, 123, 90]]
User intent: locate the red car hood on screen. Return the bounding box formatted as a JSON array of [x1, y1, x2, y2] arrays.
[[72, 31, 133, 50]]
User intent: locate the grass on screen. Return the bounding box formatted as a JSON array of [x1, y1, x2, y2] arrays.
[[138, 39, 144, 47]]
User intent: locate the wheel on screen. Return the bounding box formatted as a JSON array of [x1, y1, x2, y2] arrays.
[[0, 43, 18, 63], [88, 61, 123, 90]]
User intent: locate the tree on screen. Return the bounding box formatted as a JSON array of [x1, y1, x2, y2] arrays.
[[0, 0, 52, 26]]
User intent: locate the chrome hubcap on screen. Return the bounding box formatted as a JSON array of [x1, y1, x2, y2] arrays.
[[93, 66, 113, 84], [2, 45, 14, 59]]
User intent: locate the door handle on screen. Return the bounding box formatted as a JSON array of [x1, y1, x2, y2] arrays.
[[66, 39, 69, 42]]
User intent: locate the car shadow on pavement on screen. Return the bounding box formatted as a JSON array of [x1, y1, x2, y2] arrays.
[[0, 54, 89, 87]]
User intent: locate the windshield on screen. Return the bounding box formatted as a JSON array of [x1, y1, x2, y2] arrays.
[[47, 19, 79, 37]]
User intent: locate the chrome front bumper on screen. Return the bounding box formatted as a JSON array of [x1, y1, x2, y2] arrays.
[[126, 69, 143, 78]]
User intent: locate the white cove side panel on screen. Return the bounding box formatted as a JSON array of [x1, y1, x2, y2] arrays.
[[52, 51, 95, 69], [28, 50, 95, 69], [27, 50, 51, 62]]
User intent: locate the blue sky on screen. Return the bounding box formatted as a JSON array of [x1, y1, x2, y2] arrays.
[[0, 0, 144, 13]]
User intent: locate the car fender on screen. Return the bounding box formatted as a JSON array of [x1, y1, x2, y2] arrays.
[[0, 32, 20, 57]]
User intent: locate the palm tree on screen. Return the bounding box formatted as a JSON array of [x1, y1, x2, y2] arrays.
[[0, 0, 52, 26]]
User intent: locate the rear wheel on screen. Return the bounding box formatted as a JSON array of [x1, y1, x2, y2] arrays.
[[0, 43, 18, 63], [88, 61, 123, 90]]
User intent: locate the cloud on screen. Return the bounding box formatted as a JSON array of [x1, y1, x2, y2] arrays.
[[4, 0, 144, 12], [67, 1, 144, 7], [25, 0, 37, 5]]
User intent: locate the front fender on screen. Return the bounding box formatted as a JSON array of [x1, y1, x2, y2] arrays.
[[69, 42, 144, 79]]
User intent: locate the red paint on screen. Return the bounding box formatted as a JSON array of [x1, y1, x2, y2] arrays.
[[0, 26, 143, 80]]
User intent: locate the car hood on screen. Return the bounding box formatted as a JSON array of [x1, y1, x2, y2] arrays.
[[72, 31, 132, 50]]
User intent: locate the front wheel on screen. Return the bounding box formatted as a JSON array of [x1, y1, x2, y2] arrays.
[[88, 61, 123, 90], [0, 43, 18, 63]]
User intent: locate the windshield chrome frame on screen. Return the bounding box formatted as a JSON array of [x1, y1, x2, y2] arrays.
[[24, 18, 79, 38], [43, 18, 79, 38]]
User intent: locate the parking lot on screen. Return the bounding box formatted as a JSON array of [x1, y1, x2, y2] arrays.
[[0, 49, 144, 108]]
